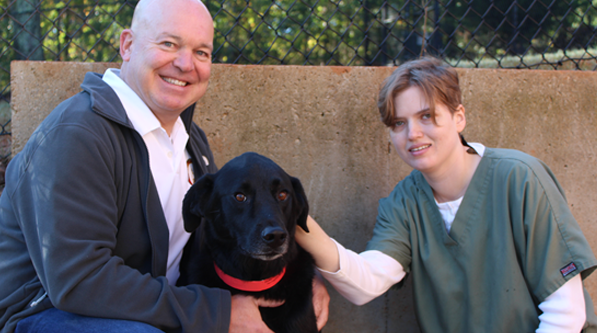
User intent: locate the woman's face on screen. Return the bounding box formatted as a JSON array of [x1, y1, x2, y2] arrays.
[[389, 86, 465, 176]]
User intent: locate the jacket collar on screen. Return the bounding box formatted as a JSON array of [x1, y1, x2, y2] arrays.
[[80, 72, 196, 132]]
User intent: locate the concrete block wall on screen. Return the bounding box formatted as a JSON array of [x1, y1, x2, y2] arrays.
[[11, 61, 597, 332]]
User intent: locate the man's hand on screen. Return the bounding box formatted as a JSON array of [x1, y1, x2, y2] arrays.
[[229, 294, 284, 333], [312, 272, 330, 331]]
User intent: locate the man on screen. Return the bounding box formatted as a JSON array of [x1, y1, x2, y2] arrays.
[[0, 0, 329, 332]]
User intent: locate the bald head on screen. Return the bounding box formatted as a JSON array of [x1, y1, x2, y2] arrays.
[[130, 0, 211, 34], [118, 0, 214, 133]]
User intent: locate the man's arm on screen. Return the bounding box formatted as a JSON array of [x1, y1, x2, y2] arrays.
[[10, 119, 230, 332], [312, 272, 330, 330], [229, 296, 284, 333]]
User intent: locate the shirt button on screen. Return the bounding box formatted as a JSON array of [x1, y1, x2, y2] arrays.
[[167, 151, 173, 158]]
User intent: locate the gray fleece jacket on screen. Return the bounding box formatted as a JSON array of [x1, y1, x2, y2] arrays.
[[0, 72, 230, 333]]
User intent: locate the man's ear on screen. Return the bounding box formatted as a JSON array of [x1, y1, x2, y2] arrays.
[[182, 174, 215, 232], [291, 176, 310, 233], [119, 29, 134, 61]]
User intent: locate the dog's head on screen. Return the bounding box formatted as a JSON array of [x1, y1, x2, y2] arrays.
[[183, 152, 309, 268]]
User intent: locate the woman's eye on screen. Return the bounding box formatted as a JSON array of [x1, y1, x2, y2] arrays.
[[235, 193, 246, 202], [391, 120, 404, 129], [277, 191, 288, 201], [164, 41, 173, 47], [422, 113, 432, 120]]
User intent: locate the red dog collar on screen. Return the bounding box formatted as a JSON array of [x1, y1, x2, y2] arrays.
[[214, 262, 286, 292]]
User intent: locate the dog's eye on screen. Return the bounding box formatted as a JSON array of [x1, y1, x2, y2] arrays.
[[235, 193, 247, 202], [277, 191, 288, 201]]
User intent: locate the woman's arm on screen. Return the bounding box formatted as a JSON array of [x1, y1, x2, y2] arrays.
[[296, 216, 406, 305], [536, 274, 585, 333], [296, 216, 341, 272]]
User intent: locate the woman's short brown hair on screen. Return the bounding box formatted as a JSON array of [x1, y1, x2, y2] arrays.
[[378, 57, 462, 127]]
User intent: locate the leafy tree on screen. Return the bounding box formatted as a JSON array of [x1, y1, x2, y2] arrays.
[[10, 0, 44, 60], [1, 0, 596, 98], [436, 0, 596, 64], [0, 0, 135, 98]]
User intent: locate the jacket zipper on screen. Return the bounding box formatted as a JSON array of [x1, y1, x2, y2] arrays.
[[30, 291, 47, 307]]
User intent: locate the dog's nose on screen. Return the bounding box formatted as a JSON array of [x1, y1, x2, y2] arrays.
[[261, 226, 287, 249]]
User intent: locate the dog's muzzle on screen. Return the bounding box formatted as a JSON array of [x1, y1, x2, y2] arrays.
[[261, 226, 287, 249]]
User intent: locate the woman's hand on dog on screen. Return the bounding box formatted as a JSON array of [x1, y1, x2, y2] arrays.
[[296, 216, 340, 272], [229, 294, 284, 333]]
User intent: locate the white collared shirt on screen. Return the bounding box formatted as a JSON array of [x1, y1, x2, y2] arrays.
[[103, 68, 192, 285]]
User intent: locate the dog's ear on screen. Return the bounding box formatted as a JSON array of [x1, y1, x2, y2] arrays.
[[182, 174, 215, 232], [290, 176, 310, 233]]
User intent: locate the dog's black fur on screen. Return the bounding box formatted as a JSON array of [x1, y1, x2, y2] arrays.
[[177, 152, 319, 333]]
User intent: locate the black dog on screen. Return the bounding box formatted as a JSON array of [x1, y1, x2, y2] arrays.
[[178, 152, 319, 333]]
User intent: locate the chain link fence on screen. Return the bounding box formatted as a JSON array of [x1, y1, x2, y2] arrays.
[[1, 0, 597, 172]]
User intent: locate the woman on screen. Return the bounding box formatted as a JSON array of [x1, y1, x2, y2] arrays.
[[296, 57, 596, 332]]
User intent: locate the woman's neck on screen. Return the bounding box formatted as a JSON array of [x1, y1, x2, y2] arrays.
[[423, 145, 482, 203]]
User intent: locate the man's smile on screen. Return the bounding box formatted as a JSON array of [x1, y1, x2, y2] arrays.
[[162, 76, 188, 87]]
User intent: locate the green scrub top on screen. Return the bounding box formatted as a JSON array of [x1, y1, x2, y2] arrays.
[[367, 147, 597, 333]]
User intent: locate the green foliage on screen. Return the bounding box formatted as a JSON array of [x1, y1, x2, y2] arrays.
[[208, 0, 597, 66], [1, 0, 596, 101], [36, 0, 135, 61], [438, 0, 597, 64], [0, 0, 137, 100], [209, 0, 390, 65]]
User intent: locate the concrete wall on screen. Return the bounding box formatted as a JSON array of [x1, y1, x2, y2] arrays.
[[11, 61, 597, 332]]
